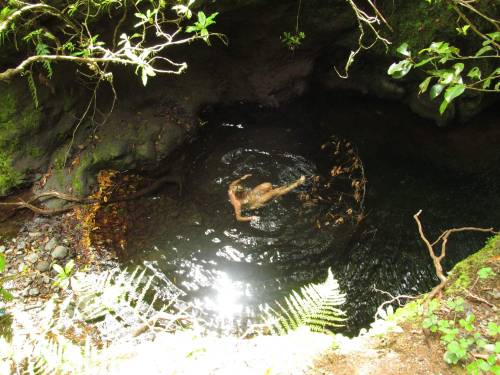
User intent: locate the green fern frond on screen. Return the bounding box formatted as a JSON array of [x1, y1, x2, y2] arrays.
[[262, 268, 346, 335], [35, 42, 53, 78], [26, 71, 39, 109]]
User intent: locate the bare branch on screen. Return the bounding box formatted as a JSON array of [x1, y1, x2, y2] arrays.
[[413, 209, 496, 303]]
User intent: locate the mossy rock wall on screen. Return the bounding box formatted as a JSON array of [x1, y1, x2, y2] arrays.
[[0, 78, 76, 195]]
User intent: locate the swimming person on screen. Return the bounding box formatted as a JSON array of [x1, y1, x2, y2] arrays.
[[228, 174, 306, 222]]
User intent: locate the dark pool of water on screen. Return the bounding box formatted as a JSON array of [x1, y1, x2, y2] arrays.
[[124, 97, 500, 334]]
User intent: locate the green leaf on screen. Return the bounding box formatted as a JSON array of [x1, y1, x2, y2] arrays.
[[0, 254, 5, 273], [185, 25, 197, 33], [64, 260, 75, 274], [439, 100, 449, 115], [414, 57, 434, 68], [430, 83, 444, 99], [418, 77, 432, 94], [475, 45, 494, 57], [0, 288, 13, 302], [197, 11, 206, 25], [52, 264, 64, 275], [438, 71, 455, 85], [444, 84, 465, 103], [486, 31, 500, 42], [397, 42, 411, 57], [478, 267, 496, 279], [444, 352, 458, 365], [387, 60, 413, 79], [467, 67, 481, 80], [456, 24, 470, 35], [453, 63, 464, 75]]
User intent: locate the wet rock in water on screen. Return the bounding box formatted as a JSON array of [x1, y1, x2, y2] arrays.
[[51, 245, 68, 259], [36, 261, 50, 272], [25, 253, 39, 263], [45, 238, 58, 251], [0, 245, 5, 253], [28, 287, 40, 296]]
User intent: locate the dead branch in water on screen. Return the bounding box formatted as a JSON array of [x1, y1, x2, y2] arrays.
[[413, 209, 496, 304]]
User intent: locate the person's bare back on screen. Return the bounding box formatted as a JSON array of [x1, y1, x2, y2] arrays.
[[227, 174, 306, 222]]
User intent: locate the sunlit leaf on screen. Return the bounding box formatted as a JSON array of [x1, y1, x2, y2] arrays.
[[397, 42, 411, 57], [444, 84, 465, 103], [387, 60, 412, 79], [467, 67, 481, 80], [430, 83, 444, 99], [418, 76, 432, 94], [475, 45, 494, 57], [53, 264, 64, 275]]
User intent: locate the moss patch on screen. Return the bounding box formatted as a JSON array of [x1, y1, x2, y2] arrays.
[[388, 1, 457, 54], [0, 82, 42, 193], [0, 154, 21, 195], [445, 234, 500, 296]]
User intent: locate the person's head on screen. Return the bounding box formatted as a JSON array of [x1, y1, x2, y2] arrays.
[[232, 184, 249, 199]]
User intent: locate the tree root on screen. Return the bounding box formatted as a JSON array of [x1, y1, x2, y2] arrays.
[[0, 174, 181, 217], [413, 210, 497, 308]]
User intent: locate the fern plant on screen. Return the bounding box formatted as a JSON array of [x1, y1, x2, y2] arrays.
[[26, 71, 39, 109], [10, 266, 189, 374], [261, 268, 346, 335]]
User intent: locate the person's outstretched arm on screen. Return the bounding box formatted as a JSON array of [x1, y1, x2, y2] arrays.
[[258, 175, 306, 203]]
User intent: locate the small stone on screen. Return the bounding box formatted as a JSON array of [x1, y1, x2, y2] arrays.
[[25, 253, 39, 263], [28, 232, 42, 238], [16, 251, 24, 256], [36, 261, 51, 272], [5, 248, 13, 254], [16, 241, 26, 250], [18, 263, 26, 272], [42, 276, 50, 284], [51, 246, 68, 259], [28, 287, 40, 296], [45, 238, 58, 252], [0, 245, 5, 253]]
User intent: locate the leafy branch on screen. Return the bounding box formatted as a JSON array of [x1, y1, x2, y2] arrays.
[[388, 0, 500, 114], [0, 1, 225, 85]]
